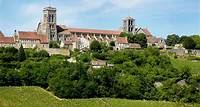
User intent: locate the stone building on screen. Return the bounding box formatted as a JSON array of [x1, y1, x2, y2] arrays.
[[123, 16, 135, 33], [37, 7, 57, 41], [0, 31, 16, 47], [17, 31, 49, 49], [0, 6, 163, 51]]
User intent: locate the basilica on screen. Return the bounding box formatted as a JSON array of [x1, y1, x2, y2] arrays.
[[0, 6, 166, 50]]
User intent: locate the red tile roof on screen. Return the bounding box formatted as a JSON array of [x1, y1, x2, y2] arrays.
[[67, 28, 121, 35], [142, 28, 153, 37], [0, 37, 15, 44], [18, 31, 48, 43], [116, 37, 128, 44]]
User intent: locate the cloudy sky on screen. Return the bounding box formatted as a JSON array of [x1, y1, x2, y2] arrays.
[[0, 0, 199, 38]]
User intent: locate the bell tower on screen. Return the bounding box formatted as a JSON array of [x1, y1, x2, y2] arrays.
[[123, 16, 135, 33], [43, 7, 57, 41]]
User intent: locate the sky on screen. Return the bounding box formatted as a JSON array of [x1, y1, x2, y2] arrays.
[[0, 0, 199, 38]]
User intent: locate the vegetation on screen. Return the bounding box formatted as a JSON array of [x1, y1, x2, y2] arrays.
[[18, 45, 26, 62], [49, 41, 60, 48], [119, 32, 147, 48], [166, 34, 180, 46], [182, 37, 196, 49], [0, 86, 199, 107], [90, 40, 101, 52], [0, 46, 200, 104], [166, 34, 200, 49]]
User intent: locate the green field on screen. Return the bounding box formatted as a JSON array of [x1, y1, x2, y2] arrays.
[[171, 59, 200, 76], [0, 86, 199, 107]]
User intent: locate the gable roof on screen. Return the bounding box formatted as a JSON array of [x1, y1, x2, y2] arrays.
[[18, 31, 48, 43], [135, 28, 153, 37], [142, 28, 153, 37], [56, 25, 122, 35], [116, 37, 128, 44], [68, 28, 121, 35], [0, 37, 15, 44]]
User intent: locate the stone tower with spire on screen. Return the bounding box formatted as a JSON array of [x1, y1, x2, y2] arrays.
[[122, 16, 135, 33], [37, 6, 57, 41]]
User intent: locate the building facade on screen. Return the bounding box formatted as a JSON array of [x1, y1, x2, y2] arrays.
[[37, 7, 57, 41]]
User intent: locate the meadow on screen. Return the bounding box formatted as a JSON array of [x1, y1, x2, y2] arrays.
[[0, 86, 199, 107]]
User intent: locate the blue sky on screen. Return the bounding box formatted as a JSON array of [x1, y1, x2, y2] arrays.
[[0, 0, 199, 38]]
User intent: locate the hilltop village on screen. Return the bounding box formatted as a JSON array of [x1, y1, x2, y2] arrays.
[[0, 6, 165, 54]]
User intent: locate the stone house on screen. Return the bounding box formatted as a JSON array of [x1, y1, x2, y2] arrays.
[[91, 60, 107, 69], [115, 37, 129, 50], [17, 31, 49, 49], [0, 31, 16, 47]]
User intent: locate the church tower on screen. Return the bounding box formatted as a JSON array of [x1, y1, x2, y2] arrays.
[[122, 16, 135, 33], [37, 6, 57, 41], [43, 7, 57, 41]]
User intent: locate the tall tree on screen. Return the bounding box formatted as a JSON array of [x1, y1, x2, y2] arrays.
[[128, 33, 147, 48], [166, 34, 180, 46], [90, 40, 101, 52], [182, 37, 196, 49], [18, 44, 26, 62]]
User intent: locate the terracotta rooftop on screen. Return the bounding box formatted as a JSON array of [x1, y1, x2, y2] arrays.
[[0, 37, 15, 44], [116, 37, 128, 44], [142, 28, 153, 37], [67, 28, 121, 35], [18, 31, 48, 43]]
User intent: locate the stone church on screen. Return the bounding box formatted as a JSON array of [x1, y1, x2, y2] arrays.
[[0, 6, 166, 50]]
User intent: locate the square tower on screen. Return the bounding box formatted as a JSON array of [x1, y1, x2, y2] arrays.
[[39, 7, 57, 41], [123, 16, 135, 33]]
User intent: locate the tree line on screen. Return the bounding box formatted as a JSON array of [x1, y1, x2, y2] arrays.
[[166, 34, 200, 49]]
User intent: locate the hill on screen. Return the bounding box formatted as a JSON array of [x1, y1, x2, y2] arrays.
[[0, 86, 199, 107]]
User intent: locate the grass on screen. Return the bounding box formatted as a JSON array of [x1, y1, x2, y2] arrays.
[[0, 86, 199, 107], [171, 58, 200, 78]]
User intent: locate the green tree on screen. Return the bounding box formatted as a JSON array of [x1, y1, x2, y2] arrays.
[[166, 34, 180, 46], [90, 40, 101, 52], [49, 41, 60, 48], [182, 37, 196, 49], [128, 33, 147, 48], [18, 45, 26, 62], [109, 41, 115, 46], [119, 32, 130, 37]]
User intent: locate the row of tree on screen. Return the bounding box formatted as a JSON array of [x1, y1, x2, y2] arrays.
[[166, 34, 200, 49]]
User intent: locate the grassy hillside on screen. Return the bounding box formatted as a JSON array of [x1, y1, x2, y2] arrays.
[[0, 87, 199, 107], [171, 59, 200, 76]]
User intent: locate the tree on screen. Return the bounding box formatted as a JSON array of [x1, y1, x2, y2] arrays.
[[166, 34, 180, 46], [135, 33, 147, 48], [109, 41, 115, 46], [18, 45, 26, 62], [128, 33, 147, 48], [191, 35, 200, 49], [90, 40, 101, 52], [36, 50, 50, 58], [182, 37, 196, 49], [119, 32, 130, 37], [49, 41, 60, 48]]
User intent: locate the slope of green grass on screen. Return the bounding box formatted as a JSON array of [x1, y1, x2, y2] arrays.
[[171, 58, 200, 77], [0, 86, 199, 107]]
